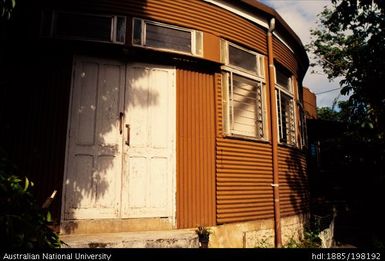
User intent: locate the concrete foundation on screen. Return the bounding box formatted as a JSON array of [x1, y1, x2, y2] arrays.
[[60, 214, 309, 248], [209, 214, 308, 248]]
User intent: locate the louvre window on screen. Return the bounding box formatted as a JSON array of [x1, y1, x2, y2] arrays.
[[41, 11, 126, 44], [221, 41, 267, 140], [132, 18, 203, 56], [275, 66, 296, 145]]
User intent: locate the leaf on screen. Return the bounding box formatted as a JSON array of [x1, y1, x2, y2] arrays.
[[23, 177, 29, 192], [46, 211, 52, 222]]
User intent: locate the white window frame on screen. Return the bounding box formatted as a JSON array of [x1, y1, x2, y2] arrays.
[[275, 66, 297, 146], [221, 40, 267, 141], [221, 40, 265, 77], [132, 18, 203, 57], [41, 10, 126, 44], [299, 104, 308, 148]]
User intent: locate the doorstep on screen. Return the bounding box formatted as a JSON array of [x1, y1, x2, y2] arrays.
[[60, 229, 199, 248]]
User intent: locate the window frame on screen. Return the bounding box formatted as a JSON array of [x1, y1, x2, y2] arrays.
[[274, 66, 297, 146], [221, 40, 265, 78], [132, 18, 203, 57], [299, 104, 308, 148], [221, 40, 268, 141], [41, 10, 126, 44]]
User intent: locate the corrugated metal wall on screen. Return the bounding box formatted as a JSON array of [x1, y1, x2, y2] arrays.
[[176, 68, 216, 228], [273, 36, 298, 76], [278, 146, 310, 216], [6, 0, 311, 227], [48, 0, 268, 55], [215, 74, 275, 224]]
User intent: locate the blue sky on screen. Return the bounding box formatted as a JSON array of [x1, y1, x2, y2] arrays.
[[260, 0, 348, 108]]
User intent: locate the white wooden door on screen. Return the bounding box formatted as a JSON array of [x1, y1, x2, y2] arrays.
[[63, 58, 175, 220], [63, 57, 125, 219], [122, 64, 176, 218]]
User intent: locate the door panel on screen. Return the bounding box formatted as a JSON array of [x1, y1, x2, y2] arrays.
[[63, 58, 124, 219], [123, 65, 175, 218]]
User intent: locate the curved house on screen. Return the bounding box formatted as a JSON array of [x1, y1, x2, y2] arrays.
[[1, 0, 310, 247]]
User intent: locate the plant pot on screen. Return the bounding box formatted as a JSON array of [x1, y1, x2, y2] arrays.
[[199, 239, 209, 248]]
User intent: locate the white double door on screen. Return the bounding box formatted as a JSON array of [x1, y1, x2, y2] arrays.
[[63, 57, 176, 220]]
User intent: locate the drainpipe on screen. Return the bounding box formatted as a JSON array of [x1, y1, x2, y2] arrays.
[[267, 17, 282, 248]]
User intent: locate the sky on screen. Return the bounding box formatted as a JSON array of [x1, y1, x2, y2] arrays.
[[260, 0, 348, 108]]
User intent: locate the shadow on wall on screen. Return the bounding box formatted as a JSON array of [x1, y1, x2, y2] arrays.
[[283, 148, 310, 217]]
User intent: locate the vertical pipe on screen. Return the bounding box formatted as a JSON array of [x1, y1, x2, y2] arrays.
[[267, 18, 282, 247]]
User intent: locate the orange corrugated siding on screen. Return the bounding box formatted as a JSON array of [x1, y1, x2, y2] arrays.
[[215, 73, 275, 224], [176, 68, 216, 229], [278, 146, 310, 216], [273, 36, 298, 76], [50, 0, 268, 55], [36, 0, 311, 225]]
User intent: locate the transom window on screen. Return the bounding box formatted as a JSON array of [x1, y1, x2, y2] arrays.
[[221, 40, 267, 140], [41, 11, 126, 44], [275, 65, 296, 145], [132, 18, 203, 56]]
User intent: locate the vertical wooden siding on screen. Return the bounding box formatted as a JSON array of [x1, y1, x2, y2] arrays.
[[278, 146, 310, 216], [48, 0, 268, 55], [176, 69, 216, 228], [215, 74, 275, 224], [273, 36, 298, 76]]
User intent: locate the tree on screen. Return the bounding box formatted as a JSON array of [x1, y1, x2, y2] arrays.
[[317, 107, 341, 122], [309, 3, 385, 245], [308, 0, 385, 141], [1, 0, 15, 20]]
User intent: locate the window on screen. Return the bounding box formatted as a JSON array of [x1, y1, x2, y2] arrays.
[[275, 66, 296, 145], [221, 40, 265, 77], [299, 107, 307, 147], [41, 11, 126, 44], [222, 40, 267, 140], [132, 18, 203, 56]]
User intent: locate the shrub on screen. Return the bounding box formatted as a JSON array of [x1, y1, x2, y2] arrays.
[[0, 152, 60, 248]]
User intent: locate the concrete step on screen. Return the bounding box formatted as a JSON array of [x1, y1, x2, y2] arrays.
[[60, 229, 199, 248]]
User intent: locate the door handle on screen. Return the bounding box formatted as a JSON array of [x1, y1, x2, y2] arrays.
[[125, 124, 130, 146], [119, 112, 124, 134]]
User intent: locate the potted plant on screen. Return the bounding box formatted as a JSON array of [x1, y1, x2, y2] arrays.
[[195, 226, 211, 248]]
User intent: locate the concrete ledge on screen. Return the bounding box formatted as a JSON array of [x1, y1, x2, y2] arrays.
[[61, 229, 199, 248]]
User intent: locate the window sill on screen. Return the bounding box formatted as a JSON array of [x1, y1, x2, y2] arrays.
[[223, 133, 270, 144]]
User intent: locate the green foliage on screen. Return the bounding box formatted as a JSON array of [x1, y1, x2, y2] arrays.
[[284, 228, 321, 248], [318, 100, 382, 143], [0, 0, 15, 20], [284, 236, 302, 248], [317, 107, 341, 122], [301, 228, 322, 248], [0, 151, 60, 248], [308, 0, 385, 142], [255, 237, 273, 248]]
